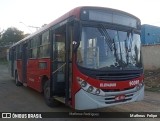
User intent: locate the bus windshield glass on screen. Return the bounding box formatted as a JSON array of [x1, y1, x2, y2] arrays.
[[77, 26, 142, 70]]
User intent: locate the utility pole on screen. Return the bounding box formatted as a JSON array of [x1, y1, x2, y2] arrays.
[[19, 22, 33, 33], [19, 22, 40, 33]]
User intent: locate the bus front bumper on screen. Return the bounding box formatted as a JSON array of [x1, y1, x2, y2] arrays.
[[75, 85, 144, 110]]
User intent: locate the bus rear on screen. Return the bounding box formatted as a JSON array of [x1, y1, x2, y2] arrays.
[[72, 7, 144, 110]]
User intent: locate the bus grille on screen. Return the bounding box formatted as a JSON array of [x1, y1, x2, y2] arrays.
[[94, 73, 140, 81], [102, 87, 134, 92], [105, 93, 133, 104]]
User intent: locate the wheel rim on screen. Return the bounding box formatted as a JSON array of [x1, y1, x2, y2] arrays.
[[45, 87, 50, 99]]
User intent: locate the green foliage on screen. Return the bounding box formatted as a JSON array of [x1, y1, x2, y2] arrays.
[[0, 59, 8, 65], [0, 27, 25, 46]]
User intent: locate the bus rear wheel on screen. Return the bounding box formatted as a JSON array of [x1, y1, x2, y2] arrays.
[[15, 72, 22, 86], [43, 81, 59, 107]]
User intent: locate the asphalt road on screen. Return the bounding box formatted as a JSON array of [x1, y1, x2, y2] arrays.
[[0, 64, 159, 121]]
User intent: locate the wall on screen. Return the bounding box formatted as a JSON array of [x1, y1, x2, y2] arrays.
[[142, 44, 160, 70]]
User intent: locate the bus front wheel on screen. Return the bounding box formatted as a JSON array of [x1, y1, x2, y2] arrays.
[[43, 81, 59, 107]]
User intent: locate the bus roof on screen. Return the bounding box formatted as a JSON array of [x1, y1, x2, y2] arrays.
[[10, 6, 82, 48], [10, 6, 140, 48]]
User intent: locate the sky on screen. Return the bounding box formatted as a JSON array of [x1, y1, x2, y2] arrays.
[[0, 0, 160, 34]]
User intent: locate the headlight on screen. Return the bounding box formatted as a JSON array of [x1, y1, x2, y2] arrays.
[[136, 82, 144, 91], [95, 89, 101, 95], [139, 82, 143, 87], [81, 81, 87, 87], [87, 86, 94, 93], [136, 85, 140, 91], [77, 77, 105, 96]]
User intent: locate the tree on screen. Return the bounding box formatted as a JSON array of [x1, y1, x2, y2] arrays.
[[0, 29, 4, 38], [0, 27, 25, 46]]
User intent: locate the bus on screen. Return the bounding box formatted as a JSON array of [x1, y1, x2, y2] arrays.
[[8, 6, 144, 110]]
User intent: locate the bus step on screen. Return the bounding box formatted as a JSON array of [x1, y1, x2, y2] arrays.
[[23, 83, 27, 87], [54, 96, 65, 103]]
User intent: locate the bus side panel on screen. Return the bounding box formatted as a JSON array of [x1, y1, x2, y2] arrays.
[[27, 59, 38, 90], [27, 58, 50, 92], [71, 60, 82, 108], [17, 60, 23, 82], [37, 58, 50, 91]]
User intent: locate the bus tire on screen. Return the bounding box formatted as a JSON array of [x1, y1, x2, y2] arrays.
[[43, 81, 59, 107], [15, 72, 22, 86]]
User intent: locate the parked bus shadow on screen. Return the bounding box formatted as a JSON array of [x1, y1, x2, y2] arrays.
[[9, 78, 71, 112]]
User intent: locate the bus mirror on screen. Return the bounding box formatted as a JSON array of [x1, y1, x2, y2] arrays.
[[73, 41, 80, 51]]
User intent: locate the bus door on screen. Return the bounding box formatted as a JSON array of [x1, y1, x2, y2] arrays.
[[22, 42, 27, 83], [51, 23, 73, 103], [52, 25, 66, 97]]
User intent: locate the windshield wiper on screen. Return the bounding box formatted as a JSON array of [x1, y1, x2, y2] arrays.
[[98, 25, 121, 67], [98, 25, 113, 51]]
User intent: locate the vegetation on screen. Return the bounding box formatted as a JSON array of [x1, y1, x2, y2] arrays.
[[0, 27, 25, 46], [0, 59, 8, 65], [0, 27, 28, 62], [144, 69, 160, 92]]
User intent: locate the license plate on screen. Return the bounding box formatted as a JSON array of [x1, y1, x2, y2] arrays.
[[115, 95, 125, 101]]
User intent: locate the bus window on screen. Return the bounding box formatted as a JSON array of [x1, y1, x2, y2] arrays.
[[53, 25, 66, 83], [38, 31, 50, 58], [42, 31, 49, 44]]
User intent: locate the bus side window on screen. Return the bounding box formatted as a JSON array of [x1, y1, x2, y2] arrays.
[[37, 35, 42, 58], [55, 35, 65, 61], [32, 36, 38, 58], [38, 31, 50, 58], [16, 44, 22, 60], [28, 36, 39, 59], [28, 39, 32, 58]]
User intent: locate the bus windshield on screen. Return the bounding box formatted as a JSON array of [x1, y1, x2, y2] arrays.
[[77, 26, 142, 70]]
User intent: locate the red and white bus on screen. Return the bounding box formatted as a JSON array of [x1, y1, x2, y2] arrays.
[[8, 6, 144, 110]]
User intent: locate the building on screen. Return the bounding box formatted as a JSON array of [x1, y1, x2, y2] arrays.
[[141, 24, 160, 45], [141, 24, 160, 70]]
